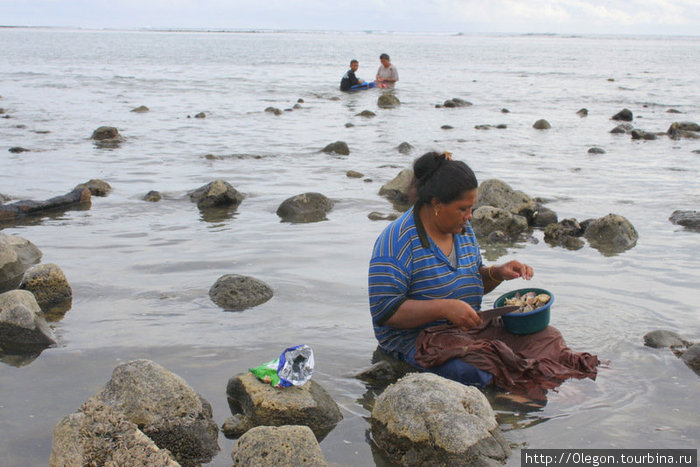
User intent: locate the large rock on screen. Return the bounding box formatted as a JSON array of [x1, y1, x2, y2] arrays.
[[0, 188, 91, 223], [532, 119, 551, 129], [225, 372, 343, 440], [544, 219, 585, 250], [669, 210, 700, 231], [277, 192, 334, 223], [90, 126, 124, 147], [531, 204, 558, 228], [371, 373, 510, 466], [378, 93, 400, 108], [611, 108, 633, 121], [680, 344, 700, 376], [0, 289, 56, 350], [584, 213, 638, 254], [474, 179, 537, 217], [19, 263, 72, 315], [321, 141, 350, 155], [209, 274, 273, 311], [643, 330, 691, 349], [0, 233, 42, 293], [93, 359, 220, 465], [50, 398, 180, 467], [231, 425, 327, 466], [188, 180, 244, 210], [667, 121, 700, 140], [379, 169, 414, 208], [471, 206, 528, 240]]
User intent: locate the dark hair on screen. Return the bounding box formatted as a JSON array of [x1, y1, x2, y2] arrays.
[[350, 59, 358, 65], [412, 152, 478, 208], [379, 53, 390, 60]]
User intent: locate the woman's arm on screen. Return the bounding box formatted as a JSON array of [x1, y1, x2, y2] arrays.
[[385, 297, 482, 331], [480, 260, 534, 295]]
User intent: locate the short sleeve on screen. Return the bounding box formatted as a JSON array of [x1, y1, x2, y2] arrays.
[[368, 255, 410, 326]]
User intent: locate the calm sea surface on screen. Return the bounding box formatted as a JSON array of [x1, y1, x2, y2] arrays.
[[1, 29, 699, 466]]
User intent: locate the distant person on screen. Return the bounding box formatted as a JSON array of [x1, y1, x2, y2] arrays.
[[375, 53, 398, 88], [340, 59, 365, 91]]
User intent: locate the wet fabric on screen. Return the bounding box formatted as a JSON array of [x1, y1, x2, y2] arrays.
[[414, 321, 600, 401]]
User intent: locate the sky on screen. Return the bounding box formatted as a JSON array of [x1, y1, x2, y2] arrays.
[[1, 0, 699, 35]]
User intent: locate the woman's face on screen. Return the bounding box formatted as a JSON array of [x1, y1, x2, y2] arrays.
[[434, 189, 477, 234]]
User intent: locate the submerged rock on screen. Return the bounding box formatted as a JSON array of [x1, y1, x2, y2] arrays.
[[472, 206, 528, 240], [630, 129, 657, 140], [225, 372, 343, 440], [93, 359, 220, 465], [8, 147, 29, 153], [576, 108, 588, 117], [544, 219, 585, 250], [667, 121, 700, 140], [643, 330, 691, 349], [377, 93, 400, 108], [19, 263, 72, 315], [346, 170, 364, 178], [610, 123, 634, 134], [371, 373, 510, 466], [130, 105, 150, 113], [209, 274, 273, 311], [584, 213, 638, 255], [0, 188, 91, 223], [74, 179, 111, 197], [680, 344, 700, 375], [396, 142, 414, 154], [188, 180, 244, 210], [611, 108, 633, 121], [533, 119, 551, 129], [144, 190, 162, 202], [276, 192, 334, 223], [321, 141, 350, 155], [194, 112, 206, 118], [0, 289, 57, 351], [265, 107, 282, 115], [50, 398, 180, 467], [378, 169, 413, 208], [588, 147, 606, 154], [231, 425, 328, 466], [669, 210, 700, 231], [355, 110, 376, 118]]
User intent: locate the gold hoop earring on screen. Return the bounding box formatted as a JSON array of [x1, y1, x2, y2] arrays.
[[434, 210, 439, 217]]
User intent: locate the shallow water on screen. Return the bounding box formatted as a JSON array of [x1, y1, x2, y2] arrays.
[[0, 29, 699, 466]]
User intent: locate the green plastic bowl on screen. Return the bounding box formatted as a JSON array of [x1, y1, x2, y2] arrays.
[[493, 288, 553, 335]]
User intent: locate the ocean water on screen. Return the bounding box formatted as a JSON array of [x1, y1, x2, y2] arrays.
[[0, 28, 699, 466]]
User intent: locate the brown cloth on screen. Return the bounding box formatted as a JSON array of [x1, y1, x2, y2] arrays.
[[414, 321, 600, 401]]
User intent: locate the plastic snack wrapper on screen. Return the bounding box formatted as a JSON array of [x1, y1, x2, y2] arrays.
[[249, 344, 314, 388]]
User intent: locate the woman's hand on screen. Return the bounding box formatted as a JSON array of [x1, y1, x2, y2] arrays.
[[497, 260, 534, 281], [443, 299, 482, 331]]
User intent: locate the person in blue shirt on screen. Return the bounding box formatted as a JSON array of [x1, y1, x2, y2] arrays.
[[368, 151, 534, 387], [340, 59, 365, 91]]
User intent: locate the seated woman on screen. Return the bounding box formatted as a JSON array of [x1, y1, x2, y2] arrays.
[[368, 151, 599, 400]]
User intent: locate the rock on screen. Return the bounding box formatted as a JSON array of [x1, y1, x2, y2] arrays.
[[588, 147, 606, 154], [194, 112, 206, 118], [293, 103, 302, 109], [583, 213, 638, 254], [93, 359, 219, 465], [630, 129, 657, 140], [91, 126, 120, 140], [368, 212, 399, 221], [346, 170, 364, 178], [680, 344, 700, 375], [610, 123, 634, 134], [533, 119, 551, 130], [612, 108, 633, 121], [576, 108, 588, 117], [188, 180, 244, 209], [321, 141, 350, 155], [131, 105, 150, 113], [669, 210, 700, 231], [50, 398, 180, 467], [378, 169, 414, 208], [474, 179, 537, 217], [667, 121, 700, 140], [221, 413, 254, 438], [0, 289, 57, 350], [441, 125, 454, 130], [355, 110, 376, 118], [377, 93, 400, 109], [209, 274, 273, 311], [144, 190, 162, 202], [276, 192, 334, 223], [344, 122, 354, 128], [226, 372, 343, 440], [74, 179, 111, 197], [452, 98, 472, 107], [0, 188, 91, 223], [0, 233, 42, 293], [297, 98, 304, 103], [396, 142, 414, 154], [643, 330, 691, 349], [356, 361, 407, 386], [8, 147, 29, 153], [19, 263, 72, 315], [265, 107, 282, 116], [667, 109, 682, 114], [500, 108, 510, 113], [472, 206, 528, 239], [543, 219, 585, 250], [443, 99, 457, 108], [231, 425, 328, 466], [531, 205, 558, 228], [371, 373, 510, 466]]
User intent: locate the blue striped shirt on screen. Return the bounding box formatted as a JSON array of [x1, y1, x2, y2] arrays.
[[368, 207, 484, 355]]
